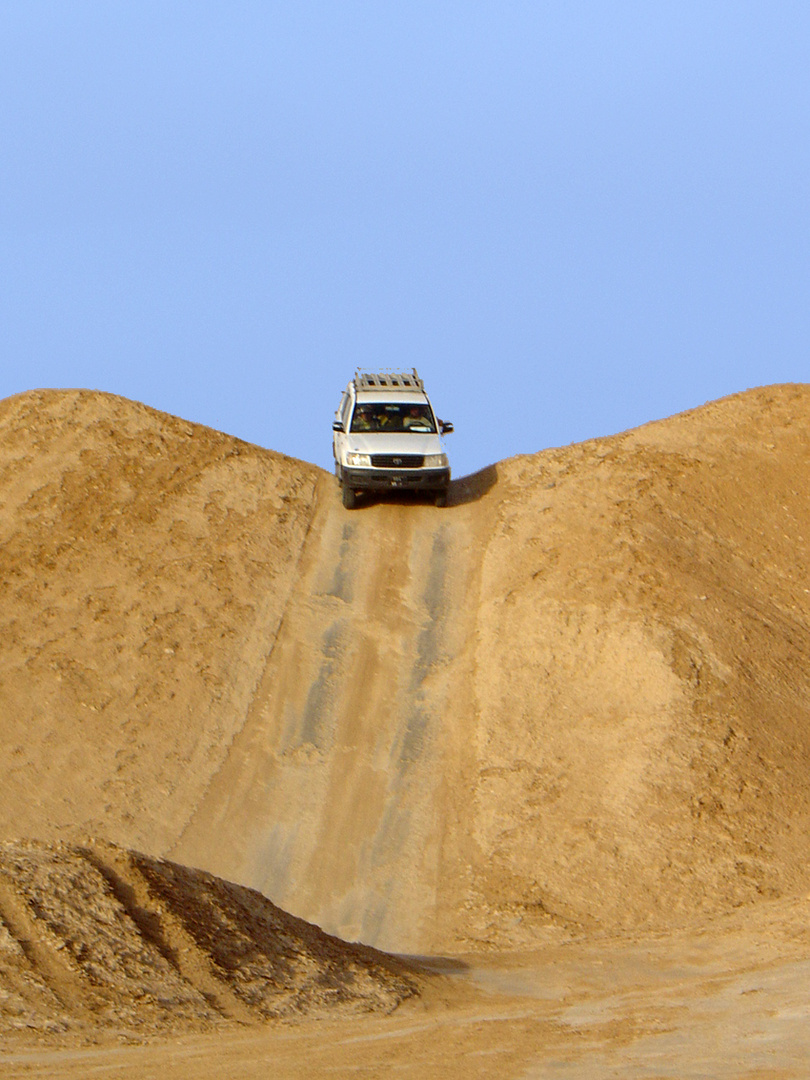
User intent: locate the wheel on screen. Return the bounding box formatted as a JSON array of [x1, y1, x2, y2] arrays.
[[434, 490, 447, 508], [342, 485, 358, 509]]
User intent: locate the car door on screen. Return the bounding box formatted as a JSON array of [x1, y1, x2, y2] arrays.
[[333, 391, 351, 469]]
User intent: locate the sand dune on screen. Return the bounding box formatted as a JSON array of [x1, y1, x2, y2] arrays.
[[2, 385, 810, 1069]]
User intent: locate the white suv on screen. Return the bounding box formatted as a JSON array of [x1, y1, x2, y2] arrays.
[[332, 370, 453, 508]]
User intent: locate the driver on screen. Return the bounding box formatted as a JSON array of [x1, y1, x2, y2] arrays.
[[403, 406, 428, 429]]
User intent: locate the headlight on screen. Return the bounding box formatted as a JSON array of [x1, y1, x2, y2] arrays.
[[423, 453, 448, 468], [346, 452, 371, 467]]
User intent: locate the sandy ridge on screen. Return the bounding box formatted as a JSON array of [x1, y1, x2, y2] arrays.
[[3, 384, 810, 1071], [4, 385, 810, 953]]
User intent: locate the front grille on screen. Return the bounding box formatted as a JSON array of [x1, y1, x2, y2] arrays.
[[371, 454, 425, 469]]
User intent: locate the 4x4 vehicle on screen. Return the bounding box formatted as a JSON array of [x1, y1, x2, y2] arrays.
[[332, 370, 453, 509]]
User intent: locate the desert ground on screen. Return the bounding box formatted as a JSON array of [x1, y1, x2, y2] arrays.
[[2, 385, 810, 1076]]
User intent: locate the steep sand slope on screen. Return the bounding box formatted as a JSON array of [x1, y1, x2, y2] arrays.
[[2, 385, 810, 957], [0, 390, 319, 854], [469, 384, 810, 942]]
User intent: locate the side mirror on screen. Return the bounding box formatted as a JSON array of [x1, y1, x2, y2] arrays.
[[439, 420, 454, 435], [332, 420, 345, 432]]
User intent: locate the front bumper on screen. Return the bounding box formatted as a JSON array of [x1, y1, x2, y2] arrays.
[[343, 466, 450, 493]]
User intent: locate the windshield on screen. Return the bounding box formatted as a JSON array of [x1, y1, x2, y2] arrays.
[[350, 402, 436, 433]]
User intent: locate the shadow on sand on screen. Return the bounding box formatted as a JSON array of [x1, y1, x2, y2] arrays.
[[397, 954, 471, 976], [351, 465, 499, 510], [446, 464, 498, 506]]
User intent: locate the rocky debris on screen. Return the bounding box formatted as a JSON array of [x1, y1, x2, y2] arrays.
[[0, 839, 419, 1040]]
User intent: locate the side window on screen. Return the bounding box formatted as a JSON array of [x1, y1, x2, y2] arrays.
[[339, 394, 351, 429]]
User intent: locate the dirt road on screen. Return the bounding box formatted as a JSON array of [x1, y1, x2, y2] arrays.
[[169, 481, 486, 951], [5, 896, 810, 1078]]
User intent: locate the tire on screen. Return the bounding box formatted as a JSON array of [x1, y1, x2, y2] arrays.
[[342, 485, 357, 509], [434, 490, 447, 508]]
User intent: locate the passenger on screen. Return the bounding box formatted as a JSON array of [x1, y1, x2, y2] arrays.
[[352, 405, 372, 431]]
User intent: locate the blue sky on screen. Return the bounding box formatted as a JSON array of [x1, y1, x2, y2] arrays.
[[1, 2, 808, 479]]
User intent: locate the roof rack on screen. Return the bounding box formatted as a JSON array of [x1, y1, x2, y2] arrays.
[[354, 368, 424, 393]]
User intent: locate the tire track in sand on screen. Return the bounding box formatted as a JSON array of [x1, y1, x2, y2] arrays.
[[169, 478, 481, 952]]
